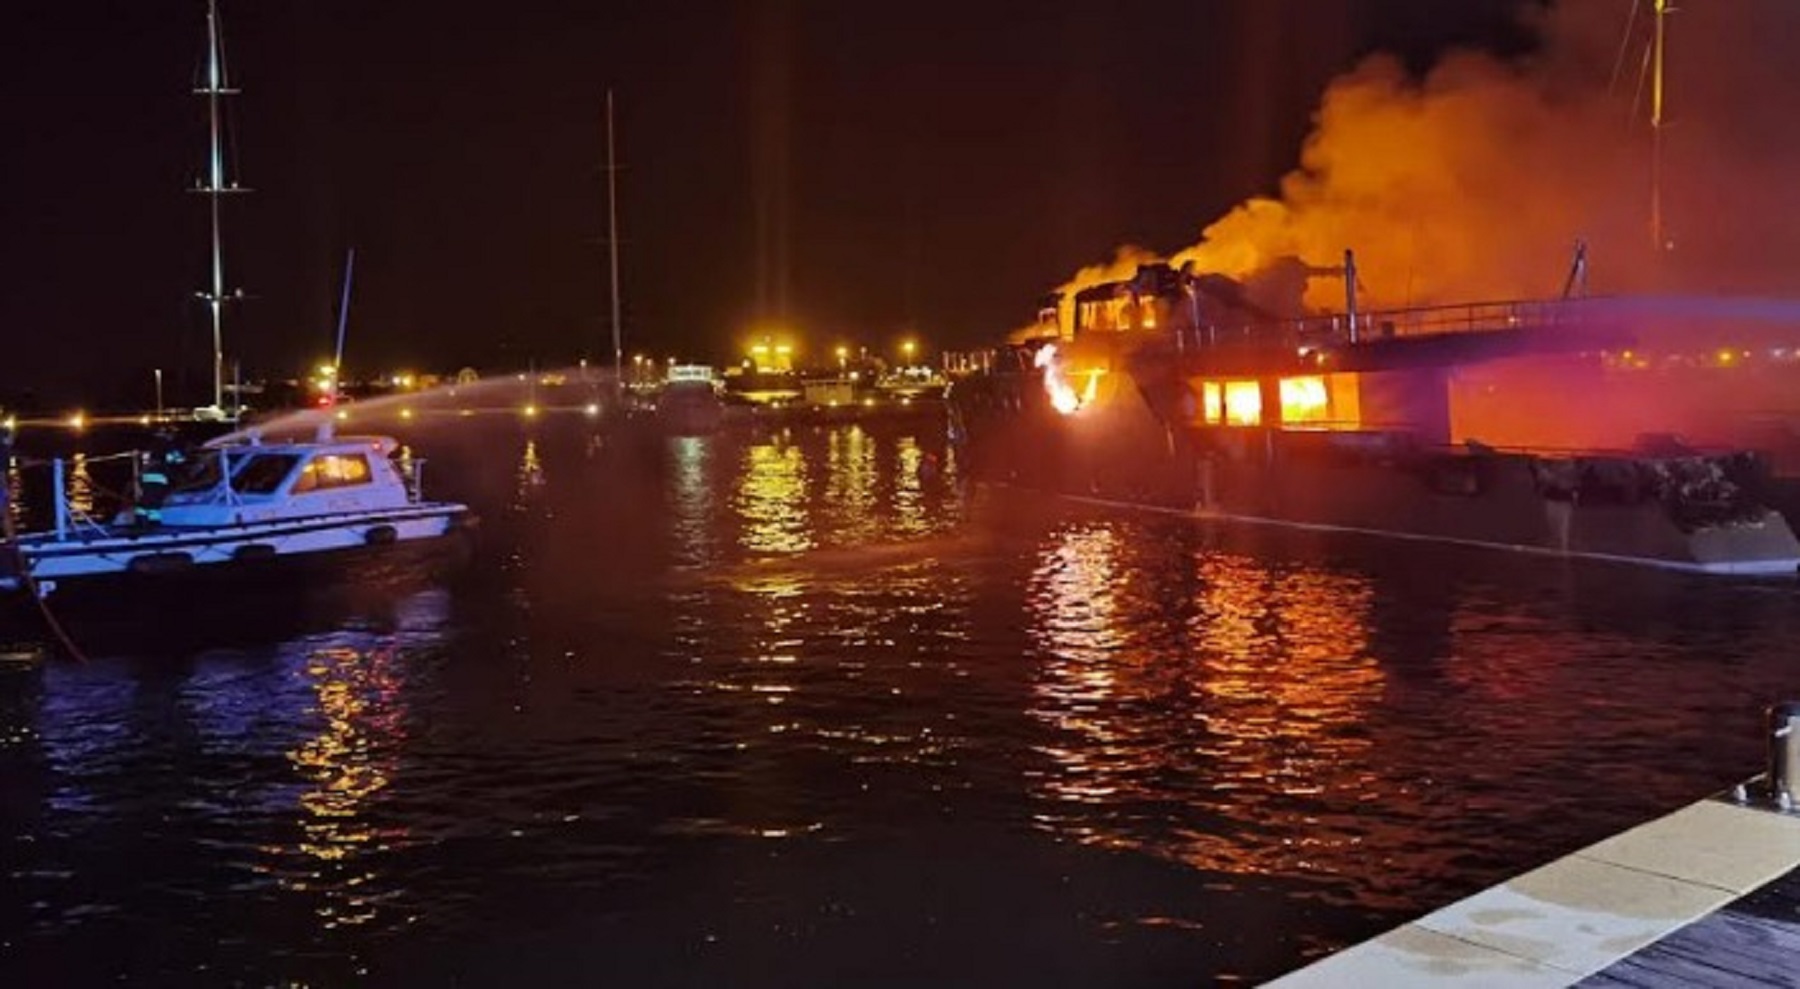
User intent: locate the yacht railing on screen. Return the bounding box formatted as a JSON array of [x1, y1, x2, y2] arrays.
[[1169, 295, 1608, 352]]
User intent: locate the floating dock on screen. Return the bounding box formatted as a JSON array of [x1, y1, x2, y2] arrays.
[[1270, 710, 1800, 987]]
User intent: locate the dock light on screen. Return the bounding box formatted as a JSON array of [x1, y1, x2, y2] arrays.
[[2, 415, 14, 432], [335, 409, 350, 422], [138, 415, 152, 426], [583, 403, 600, 417], [399, 408, 414, 420], [68, 412, 86, 431], [523, 404, 539, 418]]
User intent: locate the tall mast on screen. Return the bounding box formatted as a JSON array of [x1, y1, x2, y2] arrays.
[[195, 0, 243, 413], [1649, 0, 1669, 249], [606, 90, 623, 395]]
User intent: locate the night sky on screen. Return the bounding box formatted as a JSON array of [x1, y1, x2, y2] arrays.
[[2, 0, 1537, 407]]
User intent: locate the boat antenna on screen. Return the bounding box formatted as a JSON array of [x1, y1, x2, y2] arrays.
[[1649, 0, 1670, 250], [606, 89, 624, 404], [194, 0, 247, 416], [332, 247, 356, 404]]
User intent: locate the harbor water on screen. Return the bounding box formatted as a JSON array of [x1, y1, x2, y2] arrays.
[[3, 417, 1798, 986]]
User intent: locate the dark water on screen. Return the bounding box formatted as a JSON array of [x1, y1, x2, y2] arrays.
[[4, 418, 1799, 986]]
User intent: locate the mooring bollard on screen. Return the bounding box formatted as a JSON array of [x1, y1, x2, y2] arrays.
[[1767, 702, 1800, 811]]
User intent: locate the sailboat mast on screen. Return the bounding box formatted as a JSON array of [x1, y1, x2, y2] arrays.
[[332, 248, 356, 403], [196, 0, 240, 413], [1649, 0, 1669, 249], [606, 90, 623, 394]]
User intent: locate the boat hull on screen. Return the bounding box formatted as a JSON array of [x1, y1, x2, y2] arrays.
[[1, 504, 474, 598], [948, 366, 1800, 576]]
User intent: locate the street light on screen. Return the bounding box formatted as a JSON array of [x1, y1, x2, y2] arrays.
[[153, 368, 163, 419], [901, 340, 916, 366], [836, 345, 848, 374]]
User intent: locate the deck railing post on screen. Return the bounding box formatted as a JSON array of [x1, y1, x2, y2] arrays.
[[52, 458, 67, 540], [1768, 701, 1800, 810]]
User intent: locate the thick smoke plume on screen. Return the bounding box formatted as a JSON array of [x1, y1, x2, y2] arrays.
[[1057, 0, 1800, 316]]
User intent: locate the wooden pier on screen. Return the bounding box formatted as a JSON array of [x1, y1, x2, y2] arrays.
[[1268, 790, 1800, 987]]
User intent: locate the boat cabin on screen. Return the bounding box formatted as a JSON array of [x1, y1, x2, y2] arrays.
[[157, 436, 419, 527]]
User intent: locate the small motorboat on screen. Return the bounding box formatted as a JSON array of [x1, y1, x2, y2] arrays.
[[0, 431, 473, 599]]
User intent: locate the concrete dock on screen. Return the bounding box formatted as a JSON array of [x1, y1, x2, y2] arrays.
[[1268, 789, 1800, 986]]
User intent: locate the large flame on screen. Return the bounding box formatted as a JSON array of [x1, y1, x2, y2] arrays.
[[1034, 343, 1100, 416]]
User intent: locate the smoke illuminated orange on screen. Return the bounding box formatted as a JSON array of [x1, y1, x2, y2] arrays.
[[1048, 2, 1800, 321]]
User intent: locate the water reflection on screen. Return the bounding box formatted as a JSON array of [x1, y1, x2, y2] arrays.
[[279, 639, 408, 930], [1025, 519, 1391, 902], [668, 436, 716, 569], [67, 453, 94, 520], [5, 450, 21, 530], [1183, 555, 1384, 892], [514, 439, 545, 511], [822, 427, 877, 542], [734, 437, 812, 555], [890, 436, 930, 537]]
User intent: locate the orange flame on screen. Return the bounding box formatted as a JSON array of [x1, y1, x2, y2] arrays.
[[1035, 343, 1101, 416]]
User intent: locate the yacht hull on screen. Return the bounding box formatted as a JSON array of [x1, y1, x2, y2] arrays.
[[949, 366, 1800, 576]]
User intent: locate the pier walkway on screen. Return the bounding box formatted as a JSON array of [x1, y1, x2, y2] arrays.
[[1268, 792, 1800, 987]]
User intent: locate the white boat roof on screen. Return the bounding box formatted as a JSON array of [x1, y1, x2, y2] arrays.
[[206, 434, 400, 457]]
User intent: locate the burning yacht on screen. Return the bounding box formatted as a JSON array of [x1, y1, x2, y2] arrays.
[[948, 257, 1800, 576]]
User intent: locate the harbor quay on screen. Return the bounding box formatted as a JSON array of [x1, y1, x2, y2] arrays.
[[1269, 705, 1800, 987]]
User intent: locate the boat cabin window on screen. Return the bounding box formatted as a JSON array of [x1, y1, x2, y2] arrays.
[[290, 453, 373, 493], [171, 453, 223, 494], [229, 453, 302, 495]]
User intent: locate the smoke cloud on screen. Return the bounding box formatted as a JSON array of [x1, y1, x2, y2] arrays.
[[1057, 0, 1800, 315]]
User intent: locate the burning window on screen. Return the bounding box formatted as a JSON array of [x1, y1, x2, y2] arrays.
[[1279, 377, 1330, 424], [1202, 382, 1222, 424], [1223, 381, 1262, 426]]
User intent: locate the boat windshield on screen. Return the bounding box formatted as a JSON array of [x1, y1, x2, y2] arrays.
[[171, 452, 222, 494], [229, 453, 302, 495], [168, 450, 304, 497]]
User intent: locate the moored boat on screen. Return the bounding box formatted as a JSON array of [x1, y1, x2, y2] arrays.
[[653, 367, 726, 435], [948, 260, 1800, 576], [0, 429, 473, 599]]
